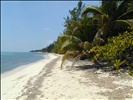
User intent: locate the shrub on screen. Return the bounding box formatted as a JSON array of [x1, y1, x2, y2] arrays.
[[89, 31, 133, 75]]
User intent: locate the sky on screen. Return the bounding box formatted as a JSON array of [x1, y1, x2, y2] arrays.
[[1, 1, 101, 52]]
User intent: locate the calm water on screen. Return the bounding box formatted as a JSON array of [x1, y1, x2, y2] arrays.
[[1, 52, 47, 73]]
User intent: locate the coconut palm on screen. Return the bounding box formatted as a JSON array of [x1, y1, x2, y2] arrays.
[[71, 16, 98, 43], [82, 0, 133, 45], [59, 35, 92, 69]]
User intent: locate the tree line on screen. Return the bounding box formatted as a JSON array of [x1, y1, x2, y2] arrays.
[[33, 0, 133, 75]]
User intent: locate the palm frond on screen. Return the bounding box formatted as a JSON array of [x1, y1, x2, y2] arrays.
[[118, 10, 133, 20], [113, 1, 127, 20], [60, 50, 80, 70], [115, 20, 132, 27], [82, 6, 103, 16], [61, 40, 82, 52], [71, 50, 89, 69], [127, 19, 133, 25], [59, 35, 82, 44], [71, 53, 83, 69], [114, 20, 133, 32], [102, 1, 117, 18]]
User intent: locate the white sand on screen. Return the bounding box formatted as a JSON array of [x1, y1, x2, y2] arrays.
[[1, 53, 57, 100], [1, 53, 133, 100]]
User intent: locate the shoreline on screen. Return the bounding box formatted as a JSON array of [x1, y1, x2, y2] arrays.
[[1, 53, 59, 99], [1, 58, 46, 79], [1, 52, 49, 79], [1, 53, 133, 100]]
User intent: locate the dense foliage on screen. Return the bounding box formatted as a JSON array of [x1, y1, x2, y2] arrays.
[[89, 31, 133, 75], [82, 0, 133, 45], [36, 0, 133, 75]]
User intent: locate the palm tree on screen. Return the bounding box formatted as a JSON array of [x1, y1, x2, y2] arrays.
[[59, 35, 92, 69], [71, 16, 98, 43], [82, 0, 133, 45]]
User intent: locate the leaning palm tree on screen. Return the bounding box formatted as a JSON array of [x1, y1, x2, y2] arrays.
[[59, 35, 92, 69], [82, 0, 133, 45]]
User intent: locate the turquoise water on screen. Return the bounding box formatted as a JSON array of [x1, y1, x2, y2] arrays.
[[1, 52, 46, 73]]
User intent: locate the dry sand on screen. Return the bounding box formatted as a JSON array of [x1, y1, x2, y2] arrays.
[[1, 53, 133, 100]]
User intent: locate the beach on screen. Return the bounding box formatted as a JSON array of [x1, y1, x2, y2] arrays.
[[1, 53, 133, 100]]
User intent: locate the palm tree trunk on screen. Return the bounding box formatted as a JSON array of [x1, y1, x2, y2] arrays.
[[92, 28, 105, 46]]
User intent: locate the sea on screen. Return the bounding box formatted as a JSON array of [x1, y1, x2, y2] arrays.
[[1, 52, 47, 73]]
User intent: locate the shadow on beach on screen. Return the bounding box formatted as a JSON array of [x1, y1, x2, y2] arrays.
[[70, 59, 131, 76]]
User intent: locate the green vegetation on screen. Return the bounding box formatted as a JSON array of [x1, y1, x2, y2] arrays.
[[114, 60, 126, 76], [37, 0, 133, 75], [41, 42, 55, 52], [82, 0, 133, 45], [89, 31, 133, 75], [30, 41, 55, 52]]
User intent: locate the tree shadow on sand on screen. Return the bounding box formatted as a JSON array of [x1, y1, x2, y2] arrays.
[[72, 60, 117, 74]]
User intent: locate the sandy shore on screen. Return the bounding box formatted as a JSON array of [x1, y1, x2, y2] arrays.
[[1, 53, 133, 100]]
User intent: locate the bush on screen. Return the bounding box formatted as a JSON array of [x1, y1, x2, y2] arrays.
[[89, 31, 133, 75]]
